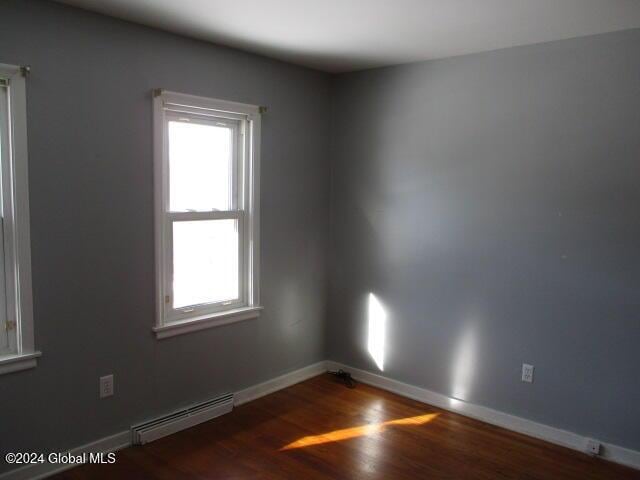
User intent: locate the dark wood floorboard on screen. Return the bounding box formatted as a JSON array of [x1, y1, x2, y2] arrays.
[[53, 374, 640, 479]]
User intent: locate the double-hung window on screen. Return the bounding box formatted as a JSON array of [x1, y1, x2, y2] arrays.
[[153, 91, 261, 338], [0, 63, 38, 374]]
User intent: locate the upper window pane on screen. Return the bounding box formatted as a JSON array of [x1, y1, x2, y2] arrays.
[[168, 119, 234, 212]]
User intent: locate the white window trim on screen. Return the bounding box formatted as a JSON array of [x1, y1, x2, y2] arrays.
[[152, 90, 261, 339], [0, 63, 39, 375]]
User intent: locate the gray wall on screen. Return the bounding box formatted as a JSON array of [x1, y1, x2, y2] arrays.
[[328, 29, 640, 451], [0, 0, 330, 470], [1, 0, 639, 470]]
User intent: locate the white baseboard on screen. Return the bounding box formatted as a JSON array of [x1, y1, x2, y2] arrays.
[[234, 361, 328, 406], [1, 361, 328, 480], [0, 431, 131, 480], [327, 360, 640, 471]]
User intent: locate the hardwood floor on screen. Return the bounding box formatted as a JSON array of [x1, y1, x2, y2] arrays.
[[54, 374, 640, 479]]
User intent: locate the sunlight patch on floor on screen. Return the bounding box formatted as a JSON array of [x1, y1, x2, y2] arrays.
[[280, 413, 439, 450]]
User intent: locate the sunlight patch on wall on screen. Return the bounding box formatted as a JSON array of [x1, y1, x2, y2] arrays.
[[451, 322, 477, 401], [367, 293, 387, 371], [280, 413, 438, 450]]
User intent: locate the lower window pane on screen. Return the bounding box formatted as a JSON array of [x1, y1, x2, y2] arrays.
[[173, 219, 239, 309]]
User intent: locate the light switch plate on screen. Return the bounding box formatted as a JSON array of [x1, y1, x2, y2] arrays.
[[100, 374, 114, 398]]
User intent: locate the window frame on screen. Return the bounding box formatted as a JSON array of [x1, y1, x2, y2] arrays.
[[152, 90, 262, 339], [163, 113, 245, 321], [0, 63, 39, 375]]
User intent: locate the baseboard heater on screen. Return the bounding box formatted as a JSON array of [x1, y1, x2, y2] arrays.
[[131, 392, 234, 444]]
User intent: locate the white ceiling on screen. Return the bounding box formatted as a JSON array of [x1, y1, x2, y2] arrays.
[[55, 0, 640, 72]]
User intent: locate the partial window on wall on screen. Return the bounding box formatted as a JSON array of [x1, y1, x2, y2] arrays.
[[0, 64, 39, 375], [153, 90, 262, 339]]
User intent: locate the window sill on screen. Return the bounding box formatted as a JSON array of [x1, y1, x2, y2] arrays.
[[0, 351, 41, 375], [153, 306, 263, 339]]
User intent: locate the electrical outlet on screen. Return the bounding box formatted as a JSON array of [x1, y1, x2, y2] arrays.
[[521, 363, 534, 383], [586, 439, 601, 456], [100, 374, 114, 398]]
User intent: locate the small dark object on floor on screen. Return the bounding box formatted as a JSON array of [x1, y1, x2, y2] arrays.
[[328, 369, 356, 388]]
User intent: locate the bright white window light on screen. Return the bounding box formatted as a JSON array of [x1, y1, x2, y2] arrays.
[[173, 219, 239, 308], [367, 293, 387, 371], [168, 120, 233, 212]]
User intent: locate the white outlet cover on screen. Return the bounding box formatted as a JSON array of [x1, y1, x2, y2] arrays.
[[100, 374, 114, 398], [521, 363, 534, 383], [586, 438, 601, 455]]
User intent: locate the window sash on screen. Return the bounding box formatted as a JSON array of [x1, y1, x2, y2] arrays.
[[163, 211, 247, 322], [0, 218, 8, 354], [164, 112, 241, 213], [0, 83, 15, 355]]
